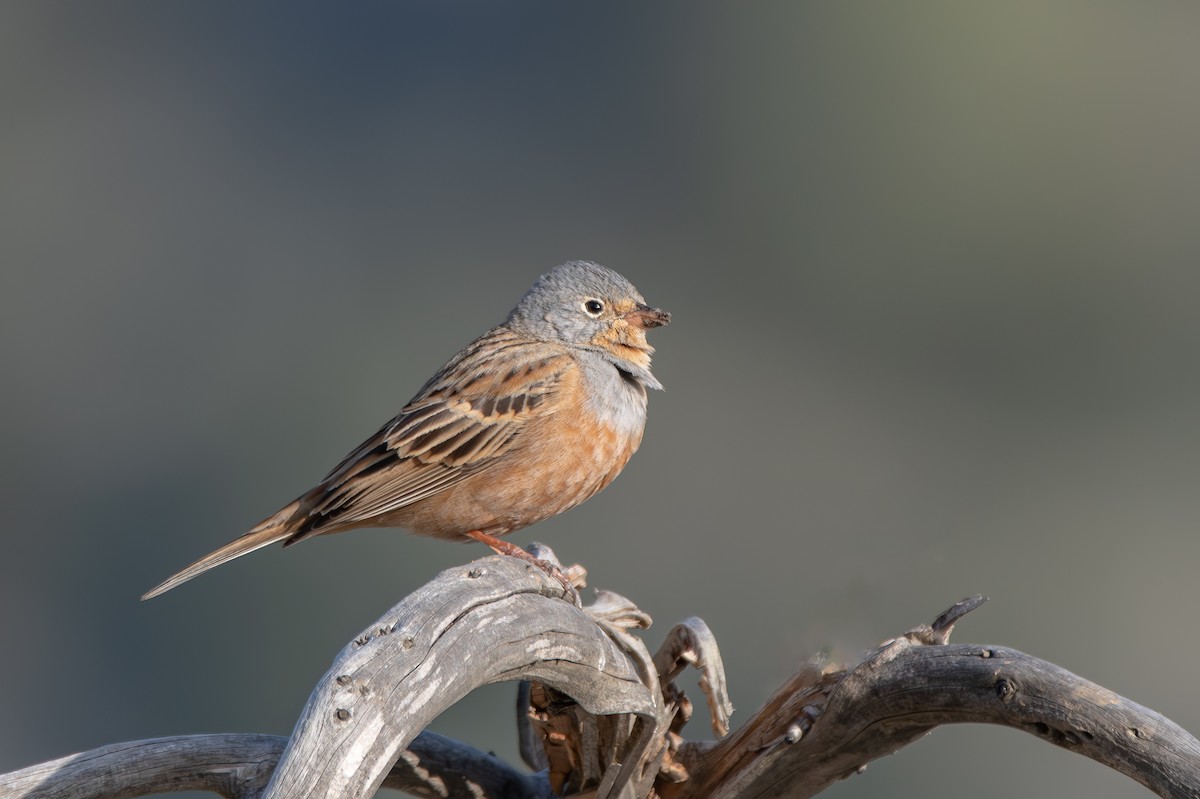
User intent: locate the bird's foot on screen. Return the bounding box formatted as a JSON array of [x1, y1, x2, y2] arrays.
[[466, 531, 581, 605]]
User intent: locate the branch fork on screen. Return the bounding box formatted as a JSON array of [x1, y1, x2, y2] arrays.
[[3, 556, 1197, 799]]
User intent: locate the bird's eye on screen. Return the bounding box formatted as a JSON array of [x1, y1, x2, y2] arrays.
[[583, 299, 605, 316]]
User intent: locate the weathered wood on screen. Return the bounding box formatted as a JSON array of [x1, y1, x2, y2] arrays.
[[0, 731, 549, 799], [261, 554, 659, 799], [672, 599, 1200, 799], [654, 616, 734, 738], [0, 734, 281, 799], [521, 587, 667, 798], [4, 574, 1199, 799]]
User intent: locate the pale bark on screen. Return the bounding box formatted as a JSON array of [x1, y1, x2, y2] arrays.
[[0, 732, 549, 799], [2, 563, 1197, 799]]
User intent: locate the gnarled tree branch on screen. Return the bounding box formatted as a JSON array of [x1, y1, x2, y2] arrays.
[[672, 599, 1200, 799], [3, 565, 1198, 799], [261, 554, 660, 799], [0, 731, 548, 799]]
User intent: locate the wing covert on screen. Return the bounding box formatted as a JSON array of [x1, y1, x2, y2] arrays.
[[305, 330, 571, 529]]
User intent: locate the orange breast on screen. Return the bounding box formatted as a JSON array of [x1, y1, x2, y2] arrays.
[[391, 366, 644, 539]]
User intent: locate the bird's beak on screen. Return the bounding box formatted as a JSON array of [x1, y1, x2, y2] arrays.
[[625, 304, 671, 330]]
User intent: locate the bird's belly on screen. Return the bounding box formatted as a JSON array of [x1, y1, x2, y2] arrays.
[[395, 415, 641, 540]]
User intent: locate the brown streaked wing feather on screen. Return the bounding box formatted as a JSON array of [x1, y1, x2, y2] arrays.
[[304, 330, 571, 531], [315, 462, 470, 523]]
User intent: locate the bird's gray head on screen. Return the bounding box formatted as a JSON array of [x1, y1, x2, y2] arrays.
[[507, 261, 670, 389]]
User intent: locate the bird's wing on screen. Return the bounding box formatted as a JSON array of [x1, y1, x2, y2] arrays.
[[299, 330, 572, 533]]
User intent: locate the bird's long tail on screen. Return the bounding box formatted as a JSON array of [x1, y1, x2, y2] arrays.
[[140, 499, 306, 600]]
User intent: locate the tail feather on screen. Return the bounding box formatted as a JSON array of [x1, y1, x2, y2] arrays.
[[141, 500, 304, 600]]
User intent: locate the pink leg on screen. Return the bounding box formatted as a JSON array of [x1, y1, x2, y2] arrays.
[[466, 530, 579, 601]]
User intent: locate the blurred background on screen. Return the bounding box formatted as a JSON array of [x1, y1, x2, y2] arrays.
[[3, 3, 1199, 797]]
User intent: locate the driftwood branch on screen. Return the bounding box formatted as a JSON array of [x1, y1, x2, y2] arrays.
[[261, 552, 660, 799], [3, 559, 1198, 799], [0, 731, 547, 799], [672, 597, 1200, 799]]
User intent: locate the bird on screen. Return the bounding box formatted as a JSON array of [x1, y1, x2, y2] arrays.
[[142, 261, 670, 600]]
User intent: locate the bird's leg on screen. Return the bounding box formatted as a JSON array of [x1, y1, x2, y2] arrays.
[[466, 530, 580, 604]]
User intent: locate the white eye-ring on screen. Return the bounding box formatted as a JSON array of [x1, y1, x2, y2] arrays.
[[582, 299, 605, 317]]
